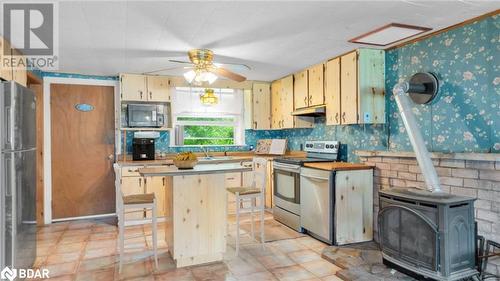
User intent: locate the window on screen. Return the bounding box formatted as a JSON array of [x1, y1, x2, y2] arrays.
[[172, 87, 245, 146]]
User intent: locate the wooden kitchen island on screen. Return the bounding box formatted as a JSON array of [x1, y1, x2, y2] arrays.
[[139, 163, 252, 267]]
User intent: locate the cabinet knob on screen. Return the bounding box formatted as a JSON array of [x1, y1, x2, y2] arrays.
[[335, 112, 339, 123], [149, 92, 152, 99], [139, 91, 143, 98], [342, 112, 346, 122]]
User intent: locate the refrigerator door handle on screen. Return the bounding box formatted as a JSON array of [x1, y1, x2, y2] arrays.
[[5, 155, 12, 196], [5, 106, 12, 146]]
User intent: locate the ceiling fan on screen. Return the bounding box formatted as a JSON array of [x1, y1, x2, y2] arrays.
[[147, 49, 250, 84]]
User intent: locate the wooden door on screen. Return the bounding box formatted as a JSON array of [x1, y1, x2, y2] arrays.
[[340, 51, 358, 124], [51, 84, 115, 219], [146, 177, 166, 217], [147, 76, 171, 102], [293, 70, 308, 109], [120, 74, 146, 101], [252, 82, 271, 130], [270, 80, 282, 129], [308, 64, 324, 106], [121, 177, 145, 220], [11, 48, 27, 86], [280, 75, 294, 129], [325, 58, 341, 125], [29, 83, 44, 224], [0, 37, 13, 81]]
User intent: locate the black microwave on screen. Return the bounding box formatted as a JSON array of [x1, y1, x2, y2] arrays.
[[127, 104, 165, 128]]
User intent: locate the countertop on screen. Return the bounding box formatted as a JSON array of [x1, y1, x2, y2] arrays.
[[303, 162, 373, 171], [139, 162, 253, 177], [116, 151, 307, 167]]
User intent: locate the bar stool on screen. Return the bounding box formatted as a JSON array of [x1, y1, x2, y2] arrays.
[[226, 157, 267, 255], [117, 192, 159, 273]]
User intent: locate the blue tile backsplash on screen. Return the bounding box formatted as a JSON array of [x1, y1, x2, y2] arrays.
[[49, 14, 499, 162]]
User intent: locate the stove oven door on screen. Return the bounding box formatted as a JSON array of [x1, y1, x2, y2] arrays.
[[273, 163, 300, 215]]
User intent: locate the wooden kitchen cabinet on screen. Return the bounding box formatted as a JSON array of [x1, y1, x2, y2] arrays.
[[251, 82, 271, 130], [0, 37, 13, 81], [334, 169, 373, 244], [307, 64, 324, 106], [293, 70, 308, 109], [325, 58, 341, 125], [340, 49, 385, 124], [271, 80, 282, 129], [121, 74, 147, 101], [11, 48, 27, 87], [271, 76, 313, 129], [146, 176, 167, 217], [146, 75, 171, 102]]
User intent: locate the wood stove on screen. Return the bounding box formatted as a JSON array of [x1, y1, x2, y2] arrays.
[[378, 189, 478, 281]]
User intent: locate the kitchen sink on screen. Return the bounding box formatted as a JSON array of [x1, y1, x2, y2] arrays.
[[198, 156, 234, 161]]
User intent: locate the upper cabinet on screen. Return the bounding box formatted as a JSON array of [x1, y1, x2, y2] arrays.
[[325, 58, 341, 125], [271, 76, 313, 130], [293, 70, 308, 109], [307, 64, 324, 107], [325, 49, 385, 125], [0, 37, 27, 86], [120, 73, 171, 102], [251, 82, 271, 130]]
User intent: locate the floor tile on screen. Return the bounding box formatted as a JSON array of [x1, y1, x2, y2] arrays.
[[257, 254, 296, 270], [84, 247, 117, 259], [269, 239, 308, 253], [75, 268, 114, 281], [42, 261, 78, 277], [300, 259, 342, 278], [153, 268, 194, 281], [288, 249, 323, 263], [321, 275, 344, 281], [77, 255, 117, 272], [237, 271, 278, 281], [45, 252, 81, 265], [271, 265, 315, 281], [55, 242, 85, 254]]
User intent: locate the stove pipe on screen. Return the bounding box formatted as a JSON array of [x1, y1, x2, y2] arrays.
[[392, 73, 441, 193]]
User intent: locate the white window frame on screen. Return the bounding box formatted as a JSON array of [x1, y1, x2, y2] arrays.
[[171, 87, 245, 147]]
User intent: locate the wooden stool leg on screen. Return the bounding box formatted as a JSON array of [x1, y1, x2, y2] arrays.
[[235, 193, 240, 256], [152, 200, 159, 270]]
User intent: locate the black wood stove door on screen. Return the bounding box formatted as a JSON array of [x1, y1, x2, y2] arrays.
[[379, 205, 439, 271]]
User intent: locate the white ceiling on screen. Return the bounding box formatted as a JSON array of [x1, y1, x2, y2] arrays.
[[51, 1, 497, 81]]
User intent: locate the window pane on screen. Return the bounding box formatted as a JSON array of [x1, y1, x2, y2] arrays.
[[183, 125, 234, 145], [184, 139, 234, 145], [177, 117, 234, 122]]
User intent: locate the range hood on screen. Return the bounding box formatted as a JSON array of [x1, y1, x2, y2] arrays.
[[291, 105, 325, 117]]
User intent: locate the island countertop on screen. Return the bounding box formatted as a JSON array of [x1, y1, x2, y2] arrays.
[[139, 162, 253, 177]]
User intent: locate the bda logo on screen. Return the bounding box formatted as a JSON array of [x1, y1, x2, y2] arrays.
[[0, 267, 17, 281]]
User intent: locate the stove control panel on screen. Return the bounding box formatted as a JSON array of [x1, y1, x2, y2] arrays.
[[304, 141, 340, 154]]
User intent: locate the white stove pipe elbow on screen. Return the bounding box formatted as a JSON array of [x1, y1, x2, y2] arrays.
[[393, 82, 442, 193]]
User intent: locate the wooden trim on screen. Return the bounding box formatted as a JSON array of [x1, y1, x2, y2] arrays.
[[349, 23, 432, 47], [386, 9, 500, 50], [355, 150, 500, 161], [27, 71, 42, 85]]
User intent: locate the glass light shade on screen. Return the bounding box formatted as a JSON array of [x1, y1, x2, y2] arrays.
[[183, 70, 196, 83], [206, 72, 218, 84], [200, 88, 218, 105]]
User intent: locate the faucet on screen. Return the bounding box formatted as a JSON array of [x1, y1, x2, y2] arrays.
[[201, 146, 210, 158]]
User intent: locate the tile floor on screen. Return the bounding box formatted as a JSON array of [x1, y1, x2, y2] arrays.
[[34, 213, 344, 281]]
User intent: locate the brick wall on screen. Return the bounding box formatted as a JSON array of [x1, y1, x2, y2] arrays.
[[356, 151, 500, 276]]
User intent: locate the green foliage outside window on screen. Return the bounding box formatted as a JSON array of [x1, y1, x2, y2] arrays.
[[183, 125, 235, 145]]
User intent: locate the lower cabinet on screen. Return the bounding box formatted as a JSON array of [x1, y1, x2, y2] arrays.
[[118, 166, 168, 221]]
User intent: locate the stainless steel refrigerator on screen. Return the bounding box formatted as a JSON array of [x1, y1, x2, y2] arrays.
[[0, 81, 37, 270]]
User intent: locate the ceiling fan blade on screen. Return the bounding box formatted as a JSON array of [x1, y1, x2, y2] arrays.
[[168, 59, 194, 65], [210, 67, 246, 82], [145, 66, 192, 74], [213, 62, 251, 71]]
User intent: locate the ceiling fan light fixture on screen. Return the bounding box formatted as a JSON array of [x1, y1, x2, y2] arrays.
[[183, 70, 196, 83], [206, 72, 218, 84]]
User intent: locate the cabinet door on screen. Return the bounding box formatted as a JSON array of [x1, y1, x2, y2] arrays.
[[335, 170, 373, 245], [358, 49, 385, 124], [0, 38, 13, 81], [340, 51, 358, 124], [11, 48, 27, 86], [281, 75, 295, 129], [308, 64, 324, 106], [271, 80, 282, 129], [147, 76, 171, 102], [146, 176, 166, 217], [252, 82, 271, 130], [121, 74, 147, 101], [325, 58, 341, 125], [293, 70, 309, 109], [121, 177, 145, 220]]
